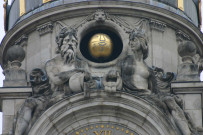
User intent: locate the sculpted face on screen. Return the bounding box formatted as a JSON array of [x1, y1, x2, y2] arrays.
[[30, 72, 42, 85], [61, 35, 77, 64], [94, 10, 106, 22], [129, 38, 141, 53], [30, 69, 45, 85]]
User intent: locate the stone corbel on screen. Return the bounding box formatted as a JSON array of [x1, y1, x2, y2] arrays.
[[149, 19, 166, 32], [36, 22, 53, 36], [15, 34, 28, 47], [176, 30, 190, 43]]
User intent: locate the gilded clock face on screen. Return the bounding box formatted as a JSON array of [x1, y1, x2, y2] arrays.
[[68, 123, 138, 135]]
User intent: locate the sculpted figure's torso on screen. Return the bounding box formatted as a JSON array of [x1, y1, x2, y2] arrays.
[[130, 35, 150, 90], [132, 60, 150, 90], [123, 30, 151, 94]]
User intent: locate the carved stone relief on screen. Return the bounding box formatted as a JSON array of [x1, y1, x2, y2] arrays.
[[10, 9, 200, 135]]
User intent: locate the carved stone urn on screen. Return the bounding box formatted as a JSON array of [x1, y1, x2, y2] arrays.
[[3, 45, 27, 86], [176, 41, 200, 81]]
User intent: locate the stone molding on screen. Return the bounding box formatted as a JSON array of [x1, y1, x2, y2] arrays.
[[149, 19, 166, 32], [171, 82, 203, 94], [176, 30, 191, 42], [15, 34, 28, 47], [0, 87, 32, 99], [36, 22, 54, 36]]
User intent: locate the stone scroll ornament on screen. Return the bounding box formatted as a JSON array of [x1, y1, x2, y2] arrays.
[[11, 68, 51, 135]]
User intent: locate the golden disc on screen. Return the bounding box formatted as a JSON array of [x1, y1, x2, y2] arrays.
[[88, 33, 113, 58]]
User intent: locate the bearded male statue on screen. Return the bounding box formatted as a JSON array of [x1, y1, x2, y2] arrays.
[[45, 27, 96, 96]]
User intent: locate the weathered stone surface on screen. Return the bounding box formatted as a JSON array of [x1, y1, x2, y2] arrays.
[[176, 41, 200, 81], [3, 68, 27, 87], [3, 100, 15, 116], [183, 94, 201, 110], [185, 110, 202, 127], [3, 115, 14, 134], [6, 45, 25, 63]]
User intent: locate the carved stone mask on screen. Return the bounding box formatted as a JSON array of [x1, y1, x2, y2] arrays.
[[94, 10, 106, 22]]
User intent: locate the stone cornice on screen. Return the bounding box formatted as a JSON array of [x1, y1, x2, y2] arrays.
[[0, 1, 202, 68], [171, 81, 203, 94], [176, 30, 191, 42], [149, 19, 167, 32], [0, 87, 32, 99], [15, 34, 28, 47], [36, 22, 53, 36]]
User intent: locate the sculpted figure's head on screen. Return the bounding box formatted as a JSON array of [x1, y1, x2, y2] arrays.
[[129, 30, 148, 59], [30, 68, 47, 86], [56, 27, 78, 63], [94, 9, 106, 23]]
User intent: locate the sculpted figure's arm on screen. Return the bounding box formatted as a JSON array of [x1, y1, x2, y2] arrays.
[[45, 59, 66, 85]]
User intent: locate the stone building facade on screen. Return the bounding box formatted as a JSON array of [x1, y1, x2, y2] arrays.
[[0, 0, 203, 135]]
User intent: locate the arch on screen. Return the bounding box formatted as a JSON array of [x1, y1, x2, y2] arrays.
[[28, 91, 179, 135]]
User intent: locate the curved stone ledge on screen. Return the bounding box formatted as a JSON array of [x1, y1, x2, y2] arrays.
[[28, 91, 179, 135]]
